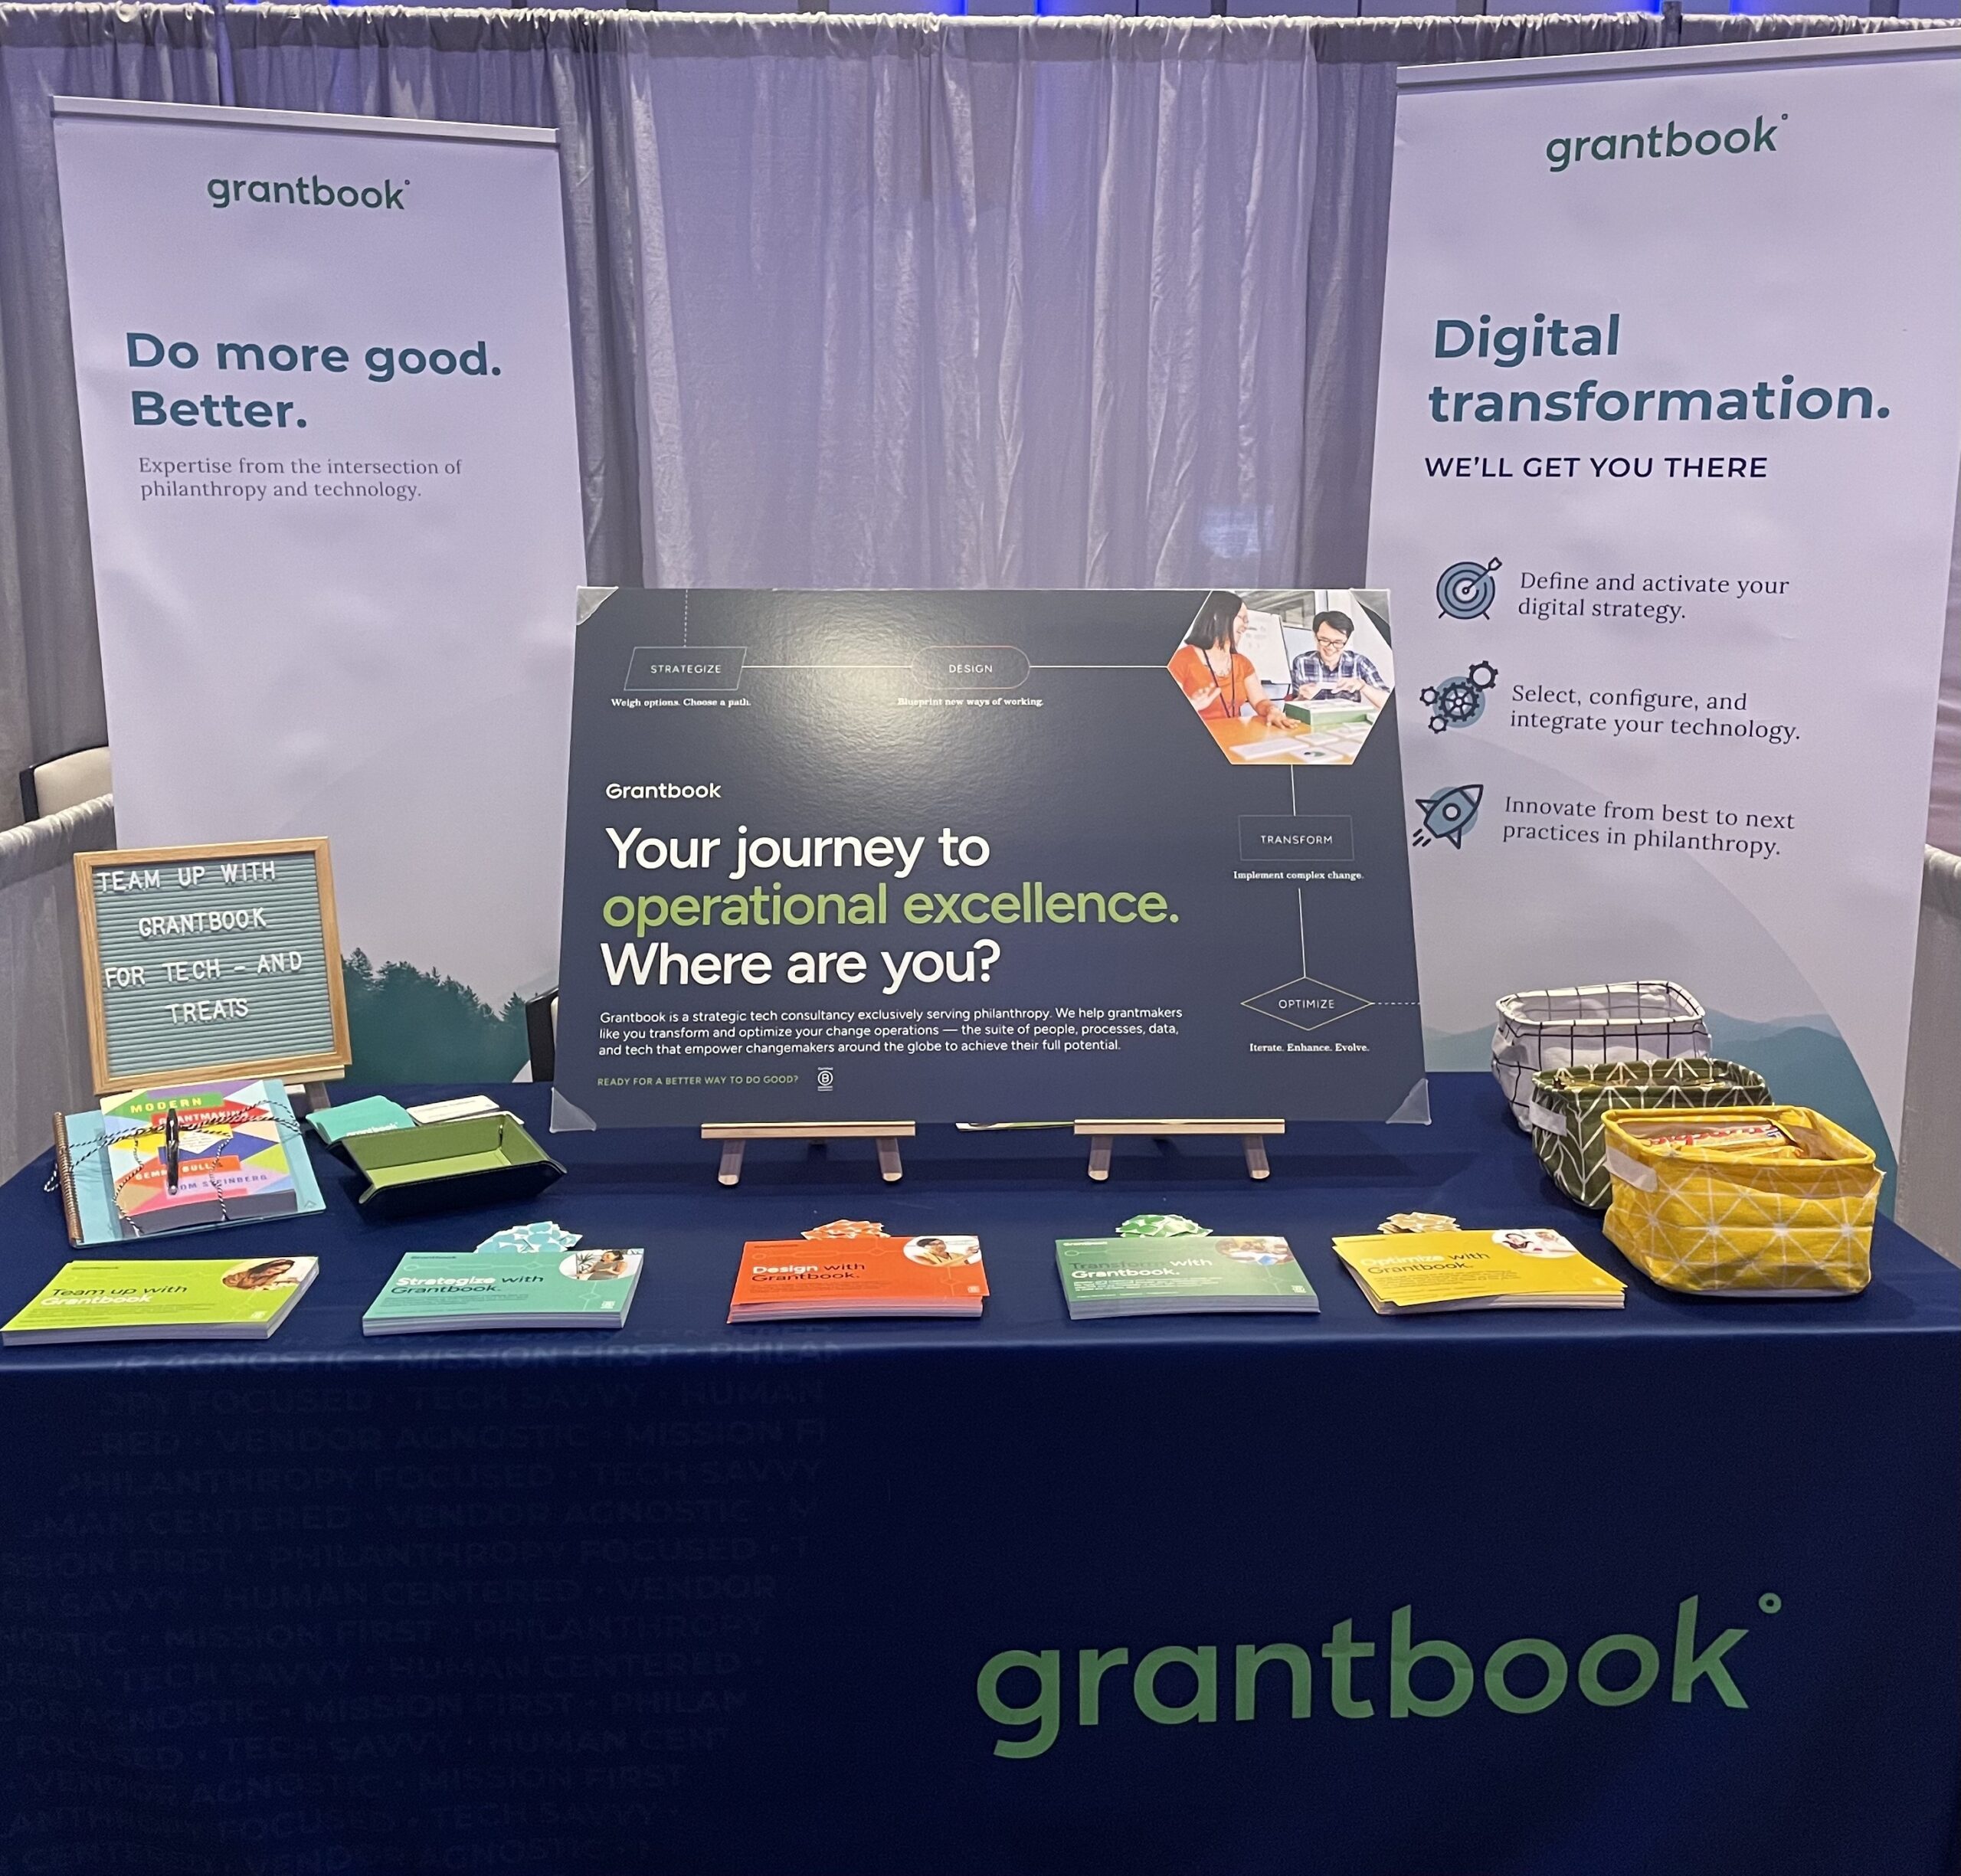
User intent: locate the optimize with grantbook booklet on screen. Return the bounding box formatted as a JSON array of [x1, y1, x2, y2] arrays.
[[1332, 1228, 1625, 1315]]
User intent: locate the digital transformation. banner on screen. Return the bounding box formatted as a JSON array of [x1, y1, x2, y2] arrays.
[[551, 588, 1426, 1128], [54, 100, 586, 1079], [1369, 34, 1961, 1170]]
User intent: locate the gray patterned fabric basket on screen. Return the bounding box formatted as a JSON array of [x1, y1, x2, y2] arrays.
[[1491, 981, 1711, 1131], [1529, 1058, 1770, 1210]]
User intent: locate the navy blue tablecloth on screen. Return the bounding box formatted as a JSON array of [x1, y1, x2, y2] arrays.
[[0, 1074, 1953, 1876]]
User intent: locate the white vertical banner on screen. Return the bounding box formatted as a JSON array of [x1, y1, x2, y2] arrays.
[[1369, 34, 1961, 1172], [54, 100, 585, 1076]]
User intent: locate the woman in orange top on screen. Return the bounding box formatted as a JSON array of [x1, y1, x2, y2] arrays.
[[1169, 591, 1292, 728]]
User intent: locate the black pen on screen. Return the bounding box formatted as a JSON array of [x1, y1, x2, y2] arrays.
[[162, 1108, 180, 1195]]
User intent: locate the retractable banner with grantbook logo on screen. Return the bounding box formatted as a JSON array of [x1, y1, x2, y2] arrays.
[[1368, 34, 1961, 1174], [53, 100, 585, 1077]]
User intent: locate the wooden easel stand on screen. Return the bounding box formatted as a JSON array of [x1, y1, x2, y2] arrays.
[[1072, 1118, 1285, 1182], [702, 1121, 917, 1187]]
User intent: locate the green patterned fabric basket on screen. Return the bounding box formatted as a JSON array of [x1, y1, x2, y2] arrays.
[[1528, 1059, 1770, 1210]]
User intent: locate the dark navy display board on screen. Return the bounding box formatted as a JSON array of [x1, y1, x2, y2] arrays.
[[554, 588, 1425, 1126], [0, 1076, 1954, 1876]]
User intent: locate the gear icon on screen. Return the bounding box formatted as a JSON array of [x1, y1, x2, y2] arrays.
[[1421, 659, 1499, 733]]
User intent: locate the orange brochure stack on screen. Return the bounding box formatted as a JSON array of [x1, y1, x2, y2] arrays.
[[728, 1220, 988, 1322]]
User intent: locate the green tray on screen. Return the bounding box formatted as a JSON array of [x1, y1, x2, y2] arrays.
[[345, 1111, 565, 1220]]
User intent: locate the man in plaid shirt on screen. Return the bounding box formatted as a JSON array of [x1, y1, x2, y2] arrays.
[[1290, 609, 1389, 709]]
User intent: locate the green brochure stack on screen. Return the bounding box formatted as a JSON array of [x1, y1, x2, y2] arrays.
[[1056, 1234, 1318, 1319]]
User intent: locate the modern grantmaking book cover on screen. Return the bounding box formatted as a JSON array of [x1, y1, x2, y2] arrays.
[[1055, 1235, 1319, 1319], [728, 1234, 988, 1321], [2, 1256, 318, 1345], [1331, 1228, 1625, 1314], [99, 1079, 301, 1233], [362, 1249, 643, 1335]]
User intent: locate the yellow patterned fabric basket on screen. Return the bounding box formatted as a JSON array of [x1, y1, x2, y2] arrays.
[[1600, 1105, 1878, 1298]]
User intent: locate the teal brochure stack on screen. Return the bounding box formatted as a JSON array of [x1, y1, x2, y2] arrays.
[[362, 1249, 643, 1334]]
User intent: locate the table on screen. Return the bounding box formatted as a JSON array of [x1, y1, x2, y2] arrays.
[[0, 1075, 1953, 1876], [1206, 715, 1373, 764]]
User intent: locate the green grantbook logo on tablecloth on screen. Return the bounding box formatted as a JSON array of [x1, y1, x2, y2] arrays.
[[976, 1594, 1766, 1757]]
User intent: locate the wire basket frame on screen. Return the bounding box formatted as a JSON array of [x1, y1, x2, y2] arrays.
[[1491, 980, 1711, 1131]]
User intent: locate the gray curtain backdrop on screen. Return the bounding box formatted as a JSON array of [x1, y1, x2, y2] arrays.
[[0, 792, 111, 1181], [0, 5, 217, 827], [0, 4, 1937, 820]]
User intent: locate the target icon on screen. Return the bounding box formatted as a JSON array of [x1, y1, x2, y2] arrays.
[[1436, 557, 1501, 621]]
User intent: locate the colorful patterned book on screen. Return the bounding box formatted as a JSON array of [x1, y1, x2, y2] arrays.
[[101, 1080, 301, 1233], [53, 1080, 325, 1247]]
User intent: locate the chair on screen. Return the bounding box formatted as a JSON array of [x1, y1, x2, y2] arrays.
[[525, 989, 559, 1084], [19, 745, 112, 821]]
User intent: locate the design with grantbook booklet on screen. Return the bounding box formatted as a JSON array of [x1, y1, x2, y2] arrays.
[[52, 1078, 325, 1247], [1056, 1233, 1319, 1319], [729, 1220, 988, 1321], [1331, 1228, 1625, 1315], [3, 1256, 319, 1345], [362, 1249, 644, 1335]]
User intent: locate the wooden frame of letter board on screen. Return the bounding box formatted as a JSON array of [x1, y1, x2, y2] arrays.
[[74, 837, 352, 1095]]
